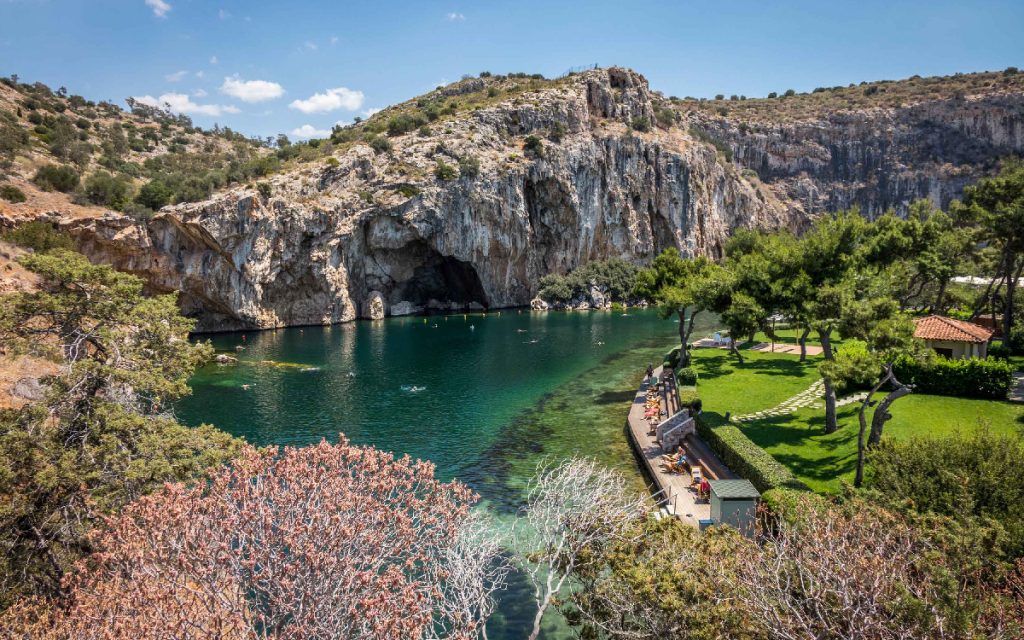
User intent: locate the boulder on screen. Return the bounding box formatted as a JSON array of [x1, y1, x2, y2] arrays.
[[530, 297, 549, 310], [390, 301, 422, 316], [366, 291, 386, 320], [214, 354, 238, 364], [11, 377, 43, 402]]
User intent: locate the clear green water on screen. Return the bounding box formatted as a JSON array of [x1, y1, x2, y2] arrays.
[[178, 308, 715, 638]]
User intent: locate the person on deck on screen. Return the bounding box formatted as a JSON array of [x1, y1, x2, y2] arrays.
[[645, 364, 654, 382]]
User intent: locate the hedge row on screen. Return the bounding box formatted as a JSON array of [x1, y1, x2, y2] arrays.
[[695, 417, 810, 493], [892, 355, 1015, 400]]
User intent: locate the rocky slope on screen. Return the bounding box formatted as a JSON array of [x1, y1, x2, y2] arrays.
[[18, 67, 1024, 330], [64, 68, 790, 330]]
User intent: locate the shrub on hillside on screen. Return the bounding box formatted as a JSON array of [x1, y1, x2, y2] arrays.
[[0, 184, 26, 203], [386, 112, 428, 136], [434, 159, 457, 181], [82, 171, 132, 209], [630, 116, 651, 132], [1, 220, 73, 253], [696, 418, 810, 492], [367, 135, 391, 154], [32, 164, 80, 192], [457, 155, 480, 179], [256, 182, 272, 199], [135, 179, 172, 211], [523, 135, 543, 157], [892, 354, 1015, 399]]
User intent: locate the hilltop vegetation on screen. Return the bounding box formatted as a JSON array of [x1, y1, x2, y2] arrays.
[[0, 75, 272, 219], [676, 66, 1024, 122]]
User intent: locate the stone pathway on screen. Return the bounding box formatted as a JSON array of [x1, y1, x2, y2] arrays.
[[730, 381, 870, 423], [732, 379, 824, 423]]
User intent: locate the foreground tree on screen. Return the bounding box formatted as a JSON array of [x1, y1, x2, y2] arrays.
[[3, 439, 507, 639], [517, 458, 648, 640], [0, 250, 241, 605]]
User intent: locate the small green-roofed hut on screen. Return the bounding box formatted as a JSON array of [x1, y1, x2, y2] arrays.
[[709, 479, 760, 538]]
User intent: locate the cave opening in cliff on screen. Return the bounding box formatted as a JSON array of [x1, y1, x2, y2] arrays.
[[390, 244, 489, 312]]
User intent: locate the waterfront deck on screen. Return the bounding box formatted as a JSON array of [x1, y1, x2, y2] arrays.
[[627, 366, 734, 527]]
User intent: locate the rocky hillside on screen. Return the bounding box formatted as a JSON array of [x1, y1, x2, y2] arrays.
[[64, 68, 790, 330], [5, 67, 1024, 330], [683, 70, 1024, 217]]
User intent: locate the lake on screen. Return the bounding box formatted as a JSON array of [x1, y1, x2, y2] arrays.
[[178, 308, 718, 638]]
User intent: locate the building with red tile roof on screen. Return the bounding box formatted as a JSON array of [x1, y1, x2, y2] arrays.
[[913, 315, 994, 359]]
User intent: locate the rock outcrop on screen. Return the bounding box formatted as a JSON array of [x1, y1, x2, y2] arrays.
[[60, 68, 1024, 331], [689, 93, 1024, 218], [65, 68, 790, 330]]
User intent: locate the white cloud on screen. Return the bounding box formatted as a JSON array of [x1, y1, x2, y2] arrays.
[[289, 87, 364, 114], [220, 75, 285, 102], [290, 124, 331, 139], [218, 8, 230, 19], [195, 70, 205, 79], [330, 36, 339, 45], [192, 88, 208, 97], [209, 55, 218, 64], [304, 40, 317, 50], [446, 12, 465, 21], [134, 93, 239, 117], [145, 0, 171, 18], [362, 107, 382, 118], [164, 70, 187, 82]]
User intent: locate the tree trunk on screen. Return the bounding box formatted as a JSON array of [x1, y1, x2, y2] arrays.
[[819, 329, 838, 434], [798, 327, 811, 362], [932, 278, 948, 314], [869, 368, 913, 447], [729, 340, 744, 364], [677, 310, 690, 367], [854, 370, 890, 487], [1005, 255, 1022, 343]]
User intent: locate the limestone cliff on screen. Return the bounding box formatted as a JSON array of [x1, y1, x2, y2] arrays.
[[60, 68, 1024, 330], [686, 88, 1024, 218], [66, 69, 789, 330]]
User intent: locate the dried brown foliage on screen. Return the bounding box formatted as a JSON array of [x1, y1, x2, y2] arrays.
[[2, 438, 503, 639]]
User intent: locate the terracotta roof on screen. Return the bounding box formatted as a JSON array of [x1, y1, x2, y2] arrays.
[[913, 315, 993, 343]]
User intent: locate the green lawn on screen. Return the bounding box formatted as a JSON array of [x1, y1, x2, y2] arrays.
[[690, 348, 821, 419], [690, 347, 1024, 493]]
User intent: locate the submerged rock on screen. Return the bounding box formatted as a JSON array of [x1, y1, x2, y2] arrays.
[[366, 291, 386, 320]]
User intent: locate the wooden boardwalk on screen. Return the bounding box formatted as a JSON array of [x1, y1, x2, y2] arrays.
[[626, 366, 734, 527]]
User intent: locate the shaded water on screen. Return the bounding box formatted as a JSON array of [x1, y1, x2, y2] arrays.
[[178, 308, 718, 638]]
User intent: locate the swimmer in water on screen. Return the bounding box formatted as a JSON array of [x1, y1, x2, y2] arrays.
[[241, 384, 251, 390]]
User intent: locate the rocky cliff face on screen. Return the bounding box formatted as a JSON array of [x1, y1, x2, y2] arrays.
[[65, 68, 790, 331], [60, 68, 1024, 331], [690, 92, 1024, 218]]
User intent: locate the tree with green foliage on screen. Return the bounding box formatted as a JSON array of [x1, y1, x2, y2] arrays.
[[135, 179, 172, 211], [82, 171, 133, 209], [32, 164, 80, 193], [1, 221, 73, 253], [0, 250, 241, 605], [634, 250, 717, 368], [959, 160, 1024, 349]]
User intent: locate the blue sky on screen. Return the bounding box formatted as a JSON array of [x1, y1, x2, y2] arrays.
[[1, 0, 1021, 139]]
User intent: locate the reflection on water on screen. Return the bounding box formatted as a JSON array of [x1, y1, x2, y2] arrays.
[[179, 308, 719, 639]]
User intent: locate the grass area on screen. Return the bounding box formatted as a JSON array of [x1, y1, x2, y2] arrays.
[[690, 346, 1024, 493], [689, 348, 821, 419]]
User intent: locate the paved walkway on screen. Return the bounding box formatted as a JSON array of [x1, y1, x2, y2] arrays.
[[626, 367, 734, 527], [692, 338, 823, 356], [731, 380, 870, 423]]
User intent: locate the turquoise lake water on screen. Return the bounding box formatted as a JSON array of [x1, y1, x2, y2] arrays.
[[177, 308, 718, 638]]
